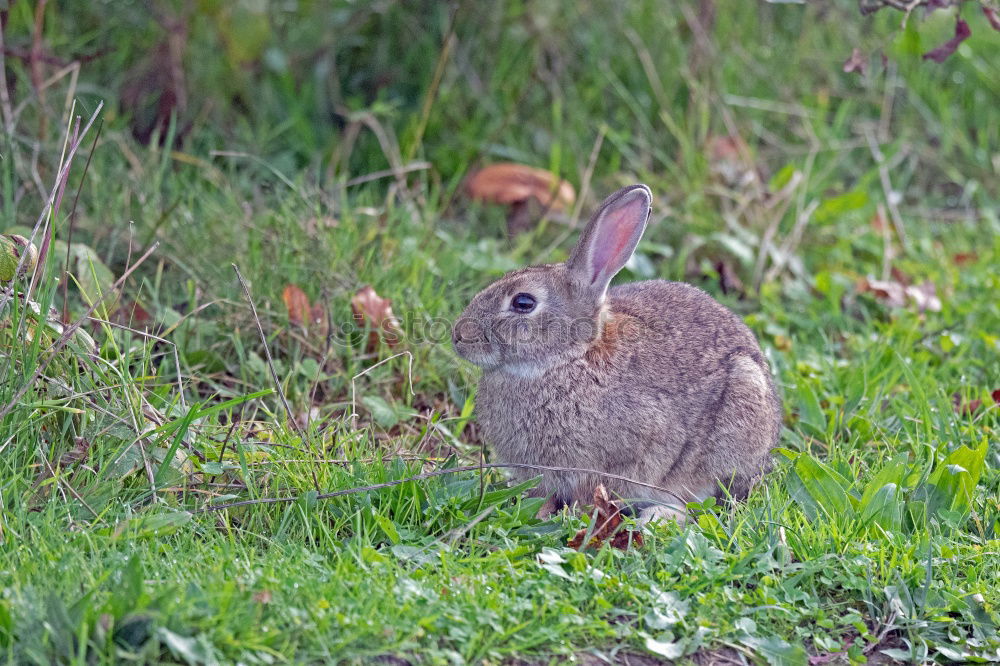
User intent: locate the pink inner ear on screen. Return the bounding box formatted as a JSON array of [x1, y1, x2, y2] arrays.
[[591, 202, 643, 283]]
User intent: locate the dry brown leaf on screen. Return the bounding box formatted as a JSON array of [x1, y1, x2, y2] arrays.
[[568, 484, 643, 551], [953, 389, 1000, 415], [923, 18, 971, 63], [706, 134, 758, 189], [858, 277, 906, 308], [309, 303, 328, 333], [58, 438, 92, 468], [111, 300, 152, 328], [120, 13, 190, 145], [906, 280, 941, 313], [985, 6, 1000, 32], [857, 276, 941, 313], [466, 163, 575, 211], [282, 285, 311, 328], [351, 285, 402, 353]]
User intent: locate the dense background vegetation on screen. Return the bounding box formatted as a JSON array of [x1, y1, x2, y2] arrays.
[[1, 1, 998, 663]]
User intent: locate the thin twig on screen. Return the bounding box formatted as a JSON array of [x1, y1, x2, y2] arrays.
[[27, 112, 79, 303], [89, 317, 187, 412], [404, 0, 462, 163], [231, 264, 319, 492], [864, 127, 908, 250], [43, 456, 99, 519], [350, 351, 415, 423], [447, 505, 496, 546], [0, 242, 159, 421], [343, 162, 432, 188], [196, 462, 687, 513], [0, 101, 103, 314], [208, 415, 240, 485]]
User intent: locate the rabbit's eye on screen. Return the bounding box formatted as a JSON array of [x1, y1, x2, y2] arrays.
[[510, 293, 537, 313]]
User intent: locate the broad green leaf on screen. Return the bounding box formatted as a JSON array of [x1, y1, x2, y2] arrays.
[[795, 381, 826, 439], [362, 395, 415, 429], [860, 454, 909, 506], [768, 163, 797, 191], [157, 627, 208, 664], [102, 511, 192, 539], [374, 513, 400, 544], [925, 440, 988, 517], [859, 483, 902, 532], [739, 634, 808, 666], [459, 476, 540, 512], [814, 189, 868, 224], [645, 635, 685, 659], [793, 454, 854, 521], [201, 461, 224, 475]]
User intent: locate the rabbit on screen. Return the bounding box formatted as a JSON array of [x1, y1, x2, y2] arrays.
[[451, 184, 782, 524]]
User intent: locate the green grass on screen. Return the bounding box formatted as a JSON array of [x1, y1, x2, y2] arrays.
[[1, 1, 999, 663]]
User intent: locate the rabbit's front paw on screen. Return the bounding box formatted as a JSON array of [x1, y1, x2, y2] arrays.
[[535, 496, 561, 519]]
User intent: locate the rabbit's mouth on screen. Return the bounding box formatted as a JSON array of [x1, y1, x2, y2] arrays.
[[453, 342, 500, 370], [452, 317, 501, 368]]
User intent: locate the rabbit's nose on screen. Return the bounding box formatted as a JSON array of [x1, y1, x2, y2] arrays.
[[452, 318, 480, 344]]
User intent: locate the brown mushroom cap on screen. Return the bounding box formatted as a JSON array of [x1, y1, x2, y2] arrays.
[[466, 163, 575, 211]]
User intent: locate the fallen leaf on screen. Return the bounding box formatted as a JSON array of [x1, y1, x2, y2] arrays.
[[111, 300, 152, 328], [568, 484, 643, 551], [466, 163, 575, 212], [281, 285, 328, 339], [467, 163, 576, 236], [953, 389, 1000, 415], [923, 18, 971, 63], [905, 280, 941, 313], [843, 47, 867, 75], [706, 134, 758, 188], [282, 285, 311, 328], [983, 6, 1000, 31], [351, 285, 402, 352], [58, 438, 92, 468], [857, 276, 941, 313], [857, 277, 906, 308], [309, 303, 328, 333], [120, 13, 190, 145]]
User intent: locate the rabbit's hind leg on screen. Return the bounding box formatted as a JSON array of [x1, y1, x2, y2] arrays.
[[708, 354, 780, 500]]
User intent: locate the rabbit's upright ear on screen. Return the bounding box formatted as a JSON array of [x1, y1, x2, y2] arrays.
[[567, 184, 651, 300]]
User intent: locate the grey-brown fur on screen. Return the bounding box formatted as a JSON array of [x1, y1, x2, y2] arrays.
[[452, 185, 781, 522]]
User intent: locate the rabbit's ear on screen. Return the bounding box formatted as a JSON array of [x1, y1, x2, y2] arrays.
[[567, 184, 651, 299]]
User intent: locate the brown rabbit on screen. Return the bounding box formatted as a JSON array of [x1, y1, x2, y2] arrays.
[[451, 185, 781, 523]]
